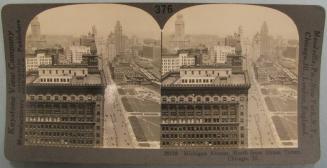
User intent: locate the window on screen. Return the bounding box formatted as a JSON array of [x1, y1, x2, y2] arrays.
[[188, 97, 193, 102], [46, 96, 50, 100], [179, 97, 184, 102], [171, 97, 176, 102], [30, 96, 35, 100], [214, 97, 218, 101], [54, 96, 59, 100], [196, 97, 201, 102], [223, 97, 227, 101]]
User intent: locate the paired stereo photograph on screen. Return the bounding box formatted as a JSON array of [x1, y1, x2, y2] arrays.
[[2, 3, 324, 165]]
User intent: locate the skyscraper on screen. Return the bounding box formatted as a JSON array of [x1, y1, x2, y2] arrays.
[[26, 16, 46, 49], [169, 14, 190, 50], [31, 16, 41, 38], [175, 14, 185, 38], [114, 21, 124, 53], [161, 65, 250, 148], [260, 21, 270, 57]]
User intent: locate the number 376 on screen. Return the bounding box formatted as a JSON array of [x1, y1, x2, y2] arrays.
[[154, 4, 173, 14]]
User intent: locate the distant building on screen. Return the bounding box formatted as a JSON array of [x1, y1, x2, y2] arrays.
[[69, 46, 91, 64], [259, 21, 271, 57], [161, 65, 250, 148], [82, 54, 100, 73], [25, 47, 64, 73], [213, 45, 236, 64], [251, 32, 261, 61], [169, 14, 190, 50], [142, 45, 160, 59], [162, 51, 196, 75], [24, 64, 105, 147], [107, 32, 117, 62], [26, 16, 47, 49], [114, 21, 124, 53]]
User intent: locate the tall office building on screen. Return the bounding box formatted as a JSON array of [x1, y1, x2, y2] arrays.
[[161, 63, 250, 148], [24, 62, 106, 147], [26, 16, 47, 49], [114, 21, 124, 53], [260, 21, 270, 57], [169, 14, 190, 50]]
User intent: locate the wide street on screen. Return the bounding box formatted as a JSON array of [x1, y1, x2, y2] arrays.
[[96, 37, 135, 148], [247, 58, 279, 148]]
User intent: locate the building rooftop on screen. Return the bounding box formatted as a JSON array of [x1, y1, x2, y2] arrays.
[[180, 64, 232, 69], [39, 64, 88, 68], [162, 54, 178, 58], [26, 73, 104, 86], [162, 71, 250, 88]]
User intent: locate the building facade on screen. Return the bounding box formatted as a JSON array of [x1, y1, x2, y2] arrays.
[[24, 64, 105, 147], [213, 45, 236, 64], [69, 46, 91, 64], [162, 52, 196, 75], [161, 65, 250, 148], [169, 14, 190, 50], [26, 52, 53, 72]]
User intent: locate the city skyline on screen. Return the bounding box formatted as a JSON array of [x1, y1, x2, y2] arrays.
[[163, 4, 299, 40], [26, 4, 160, 40]]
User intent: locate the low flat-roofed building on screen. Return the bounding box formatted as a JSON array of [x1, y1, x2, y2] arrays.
[[26, 52, 53, 72], [162, 52, 196, 75]]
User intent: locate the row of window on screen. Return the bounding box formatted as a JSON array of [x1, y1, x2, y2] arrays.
[[26, 104, 96, 116], [25, 138, 98, 145], [40, 69, 87, 75], [162, 133, 239, 139], [162, 96, 246, 103], [26, 112, 95, 117], [181, 69, 230, 76], [25, 124, 97, 130], [25, 116, 96, 123], [39, 77, 71, 83], [161, 126, 241, 131], [161, 140, 242, 146], [181, 78, 215, 84], [162, 104, 242, 110], [25, 131, 96, 138], [161, 111, 239, 117], [162, 118, 243, 124], [27, 95, 100, 101]]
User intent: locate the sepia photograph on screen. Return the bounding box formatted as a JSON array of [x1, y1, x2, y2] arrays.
[[24, 4, 161, 149], [161, 4, 299, 149], [23, 4, 298, 150], [2, 1, 324, 165]]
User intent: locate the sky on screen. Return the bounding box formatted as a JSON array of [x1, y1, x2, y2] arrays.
[[27, 4, 161, 39], [163, 4, 299, 40], [27, 4, 299, 40]]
